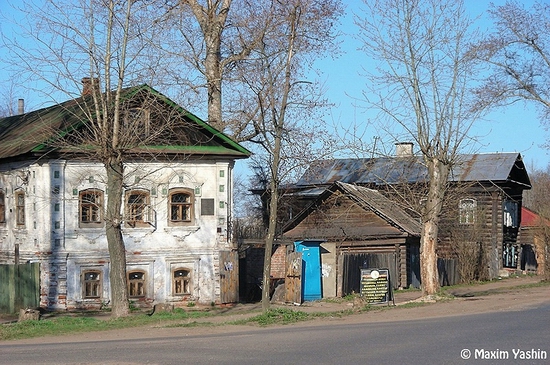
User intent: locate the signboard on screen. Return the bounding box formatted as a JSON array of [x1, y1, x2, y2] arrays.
[[360, 268, 393, 305]]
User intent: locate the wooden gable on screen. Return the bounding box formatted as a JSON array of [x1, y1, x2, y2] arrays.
[[284, 190, 410, 241]]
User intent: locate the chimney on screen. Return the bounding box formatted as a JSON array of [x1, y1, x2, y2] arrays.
[[81, 77, 99, 96], [395, 142, 413, 157], [18, 99, 24, 114]]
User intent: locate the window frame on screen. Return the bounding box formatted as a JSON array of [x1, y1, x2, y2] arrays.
[[168, 188, 194, 226], [15, 190, 25, 227], [82, 270, 102, 299], [125, 189, 151, 228], [79, 189, 104, 228], [127, 270, 146, 298], [172, 268, 191, 296], [459, 198, 477, 225], [124, 107, 150, 137]]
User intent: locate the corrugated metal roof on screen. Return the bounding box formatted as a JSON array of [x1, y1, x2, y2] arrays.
[[0, 84, 251, 161], [296, 153, 530, 188]]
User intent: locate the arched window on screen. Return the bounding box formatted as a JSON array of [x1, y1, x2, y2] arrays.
[[128, 271, 146, 298], [168, 189, 193, 225], [82, 270, 102, 298], [173, 269, 191, 295], [459, 198, 477, 225], [79, 189, 103, 227], [125, 190, 150, 227]]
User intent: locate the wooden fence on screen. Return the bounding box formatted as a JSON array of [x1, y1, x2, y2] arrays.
[[0, 263, 40, 314]]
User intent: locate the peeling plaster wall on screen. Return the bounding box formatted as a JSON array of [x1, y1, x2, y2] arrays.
[[0, 159, 235, 310]]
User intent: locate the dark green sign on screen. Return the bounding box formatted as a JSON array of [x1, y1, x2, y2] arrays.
[[360, 268, 392, 304]]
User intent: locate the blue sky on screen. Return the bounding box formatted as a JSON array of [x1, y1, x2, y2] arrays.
[[1, 0, 548, 171], [316, 0, 548, 170]]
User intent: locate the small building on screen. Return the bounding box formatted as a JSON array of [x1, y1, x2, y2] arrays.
[[283, 182, 421, 297], [0, 84, 250, 310]]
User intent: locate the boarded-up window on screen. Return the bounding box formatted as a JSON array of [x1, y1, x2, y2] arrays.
[[173, 269, 191, 295], [83, 271, 101, 298], [15, 191, 25, 226], [201, 198, 215, 216], [0, 190, 5, 223], [128, 271, 146, 298]]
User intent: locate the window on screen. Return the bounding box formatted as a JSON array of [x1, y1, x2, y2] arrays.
[[128, 271, 146, 298], [459, 198, 477, 224], [124, 107, 150, 136], [79, 189, 103, 227], [83, 270, 101, 298], [15, 191, 25, 226], [125, 190, 150, 227], [0, 190, 5, 223], [169, 189, 193, 225], [503, 200, 518, 227], [173, 269, 191, 295]]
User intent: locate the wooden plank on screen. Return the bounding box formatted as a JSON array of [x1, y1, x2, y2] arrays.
[[219, 251, 239, 303], [285, 251, 302, 304]]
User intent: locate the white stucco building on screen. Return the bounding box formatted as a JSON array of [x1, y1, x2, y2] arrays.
[[0, 84, 250, 310]]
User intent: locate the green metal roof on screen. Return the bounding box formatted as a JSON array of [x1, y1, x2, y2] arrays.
[[0, 84, 251, 161]]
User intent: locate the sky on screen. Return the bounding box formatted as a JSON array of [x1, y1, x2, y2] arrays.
[[314, 0, 549, 171], [1, 0, 548, 172]]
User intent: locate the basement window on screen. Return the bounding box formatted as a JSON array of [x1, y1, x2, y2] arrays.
[[173, 269, 191, 295], [82, 270, 101, 298], [128, 271, 146, 298]]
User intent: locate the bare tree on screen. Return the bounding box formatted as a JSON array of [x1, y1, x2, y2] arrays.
[[158, 0, 266, 138], [235, 0, 342, 311], [3, 0, 168, 317], [473, 1, 550, 124], [356, 0, 481, 296]]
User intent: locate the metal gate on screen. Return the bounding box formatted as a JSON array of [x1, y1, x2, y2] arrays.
[[219, 250, 239, 303], [285, 251, 302, 304], [0, 263, 40, 314]]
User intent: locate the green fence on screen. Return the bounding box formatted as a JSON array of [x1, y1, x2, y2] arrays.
[[0, 263, 40, 314]]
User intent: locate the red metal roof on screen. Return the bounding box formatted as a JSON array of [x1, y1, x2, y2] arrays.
[[521, 206, 550, 227]]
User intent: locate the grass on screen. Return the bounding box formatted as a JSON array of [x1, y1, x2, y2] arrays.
[[3, 276, 546, 341], [0, 308, 213, 341]]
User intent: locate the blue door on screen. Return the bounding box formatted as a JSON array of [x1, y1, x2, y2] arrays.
[[294, 241, 322, 301]]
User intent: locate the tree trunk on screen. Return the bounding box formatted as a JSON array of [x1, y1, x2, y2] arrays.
[[262, 134, 283, 312], [205, 37, 223, 131], [420, 158, 449, 296], [105, 157, 129, 317]]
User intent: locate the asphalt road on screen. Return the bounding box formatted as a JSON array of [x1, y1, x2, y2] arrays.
[[1, 303, 549, 365]]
